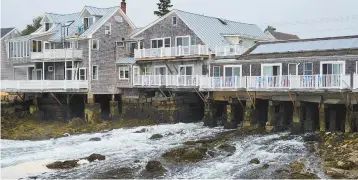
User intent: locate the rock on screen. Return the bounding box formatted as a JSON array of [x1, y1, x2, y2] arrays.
[[134, 160, 140, 163], [262, 163, 269, 169], [68, 117, 86, 127], [217, 143, 236, 155], [46, 160, 79, 169], [336, 160, 354, 170], [342, 144, 348, 148], [348, 153, 358, 165], [89, 137, 101, 141], [63, 133, 70, 137], [223, 122, 237, 129], [165, 132, 174, 136], [97, 167, 134, 179], [325, 167, 346, 178], [162, 147, 208, 163], [149, 134, 163, 140], [86, 153, 105, 162], [145, 161, 166, 172], [207, 150, 215, 157], [249, 158, 260, 164], [289, 172, 319, 179], [289, 159, 305, 173], [134, 128, 147, 133]]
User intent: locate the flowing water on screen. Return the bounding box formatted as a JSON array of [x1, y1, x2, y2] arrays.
[[1, 123, 326, 179]]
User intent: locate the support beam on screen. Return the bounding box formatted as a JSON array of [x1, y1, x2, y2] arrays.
[[50, 92, 62, 106], [292, 101, 304, 134], [266, 100, 276, 132]]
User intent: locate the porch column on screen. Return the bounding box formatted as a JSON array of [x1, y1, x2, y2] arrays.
[[292, 101, 304, 134], [266, 100, 277, 132], [224, 103, 237, 129], [319, 103, 326, 132], [243, 100, 258, 130]]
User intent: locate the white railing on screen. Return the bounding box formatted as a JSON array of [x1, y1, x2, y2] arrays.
[[134, 45, 210, 58], [133, 75, 199, 87], [215, 45, 248, 56], [1, 80, 88, 91], [31, 49, 83, 59], [354, 74, 358, 89], [200, 76, 246, 89]]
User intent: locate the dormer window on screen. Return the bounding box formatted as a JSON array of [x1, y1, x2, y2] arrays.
[[84, 17, 94, 31], [45, 23, 52, 31], [172, 16, 177, 26]]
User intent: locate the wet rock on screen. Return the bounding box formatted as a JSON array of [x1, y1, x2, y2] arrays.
[[262, 163, 269, 169], [223, 122, 237, 129], [63, 133, 70, 137], [303, 133, 321, 142], [336, 160, 354, 170], [207, 150, 216, 157], [46, 160, 79, 169], [149, 134, 163, 140], [249, 158, 260, 164], [325, 167, 346, 178], [217, 143, 236, 155], [134, 128, 147, 133], [289, 172, 319, 179], [89, 137, 101, 141], [165, 132, 175, 136], [289, 159, 305, 172], [134, 160, 141, 163], [162, 147, 208, 163], [145, 161, 166, 172], [95, 167, 134, 179], [86, 153, 105, 162]]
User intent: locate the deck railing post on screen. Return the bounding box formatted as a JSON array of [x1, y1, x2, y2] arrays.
[[198, 44, 201, 55], [315, 75, 319, 89]]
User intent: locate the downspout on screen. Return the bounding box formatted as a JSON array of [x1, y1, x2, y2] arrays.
[[88, 39, 92, 93]]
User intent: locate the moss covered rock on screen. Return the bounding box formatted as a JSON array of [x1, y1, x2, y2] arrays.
[[150, 134, 163, 140], [249, 158, 260, 164], [86, 153, 105, 162], [46, 160, 79, 169], [145, 161, 166, 172], [162, 147, 208, 163], [217, 143, 236, 155]]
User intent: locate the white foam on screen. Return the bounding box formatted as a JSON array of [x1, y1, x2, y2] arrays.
[[1, 159, 54, 179]]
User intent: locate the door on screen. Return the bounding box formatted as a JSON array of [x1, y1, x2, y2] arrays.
[[179, 65, 193, 85], [154, 66, 166, 85], [176, 36, 190, 55], [322, 63, 343, 87], [32, 69, 43, 80], [224, 66, 241, 87]]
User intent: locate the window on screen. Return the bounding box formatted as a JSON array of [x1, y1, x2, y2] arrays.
[[92, 65, 98, 80], [79, 68, 86, 80], [191, 36, 197, 46], [119, 66, 129, 79], [105, 23, 111, 35], [288, 63, 297, 75], [151, 38, 171, 48], [84, 17, 94, 30], [92, 39, 99, 50], [224, 66, 242, 77], [116, 41, 124, 47], [45, 23, 52, 31], [179, 65, 193, 75], [304, 63, 313, 75], [45, 42, 51, 49], [32, 40, 42, 52], [8, 41, 30, 58], [48, 66, 53, 72], [322, 62, 344, 75], [172, 16, 177, 25], [213, 66, 220, 77]]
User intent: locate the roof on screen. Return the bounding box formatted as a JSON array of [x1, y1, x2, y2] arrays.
[[239, 35, 358, 60], [131, 9, 273, 49], [117, 57, 136, 64], [267, 30, 299, 40], [1, 28, 16, 38]]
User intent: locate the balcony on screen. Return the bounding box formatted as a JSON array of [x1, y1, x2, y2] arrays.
[[200, 76, 247, 89], [134, 45, 210, 59], [215, 45, 248, 56], [133, 75, 200, 87], [31, 49, 83, 60], [1, 80, 88, 92]]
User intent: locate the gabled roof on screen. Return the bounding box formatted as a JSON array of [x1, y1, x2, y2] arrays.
[[239, 35, 358, 59], [1, 28, 16, 38], [266, 30, 300, 40], [131, 9, 273, 48]]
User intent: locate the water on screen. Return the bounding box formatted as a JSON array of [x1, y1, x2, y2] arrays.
[[1, 123, 325, 179]]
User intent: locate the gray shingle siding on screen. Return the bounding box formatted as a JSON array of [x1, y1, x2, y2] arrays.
[[90, 10, 134, 94], [134, 12, 204, 48], [1, 30, 20, 80]]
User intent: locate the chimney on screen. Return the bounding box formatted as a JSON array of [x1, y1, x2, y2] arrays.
[[121, 0, 126, 14]]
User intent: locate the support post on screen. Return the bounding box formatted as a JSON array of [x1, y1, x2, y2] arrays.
[[243, 100, 257, 130], [84, 93, 100, 124], [292, 101, 303, 134], [319, 103, 326, 132], [224, 103, 237, 129], [203, 101, 217, 127], [345, 94, 353, 133], [266, 100, 276, 132], [110, 94, 120, 121], [66, 94, 71, 121]]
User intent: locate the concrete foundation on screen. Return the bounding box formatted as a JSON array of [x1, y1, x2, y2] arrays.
[[266, 100, 277, 132], [84, 103, 101, 124], [243, 100, 256, 128], [292, 101, 304, 134], [110, 101, 120, 121]]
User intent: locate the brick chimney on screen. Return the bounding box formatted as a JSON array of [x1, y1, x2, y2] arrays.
[[121, 0, 126, 14]]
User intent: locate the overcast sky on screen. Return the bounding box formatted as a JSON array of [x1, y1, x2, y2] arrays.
[[1, 0, 357, 38]]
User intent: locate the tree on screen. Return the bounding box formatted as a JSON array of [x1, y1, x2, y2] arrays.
[[264, 26, 276, 32], [22, 16, 42, 35], [154, 0, 173, 17]]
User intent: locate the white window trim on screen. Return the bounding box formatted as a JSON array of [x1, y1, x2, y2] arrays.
[[115, 41, 125, 47], [79, 67, 87, 80], [288, 63, 298, 75], [154, 65, 168, 75], [133, 66, 140, 78], [92, 65, 98, 80], [105, 22, 111, 35], [178, 64, 195, 75], [213, 66, 220, 77], [172, 16, 177, 26], [320, 61, 345, 75], [119, 66, 130, 80], [303, 62, 313, 75], [92, 39, 99, 50], [150, 37, 171, 48], [261, 63, 282, 76], [223, 65, 243, 78]]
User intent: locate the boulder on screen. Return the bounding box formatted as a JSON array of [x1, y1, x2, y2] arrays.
[[262, 163, 270, 169], [325, 167, 346, 178], [89, 137, 101, 141], [134, 128, 147, 133], [217, 143, 236, 155], [249, 158, 260, 164], [149, 134, 163, 140], [145, 161, 166, 172], [86, 153, 105, 162], [289, 159, 305, 173], [162, 147, 208, 163], [46, 160, 79, 169]]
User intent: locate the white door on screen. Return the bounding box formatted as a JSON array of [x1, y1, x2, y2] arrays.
[[154, 66, 166, 85], [288, 64, 298, 75], [176, 36, 190, 55]]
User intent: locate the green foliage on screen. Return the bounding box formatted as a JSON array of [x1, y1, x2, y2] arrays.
[[22, 16, 42, 35], [154, 0, 173, 17]]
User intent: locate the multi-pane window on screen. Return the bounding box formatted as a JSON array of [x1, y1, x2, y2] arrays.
[[32, 40, 42, 52], [79, 68, 86, 80], [172, 16, 177, 25], [288, 63, 297, 75], [151, 38, 171, 48], [7, 41, 30, 58], [119, 66, 129, 79], [45, 23, 52, 31], [213, 66, 220, 77], [304, 62, 313, 75], [92, 65, 98, 80], [105, 23, 111, 35]]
